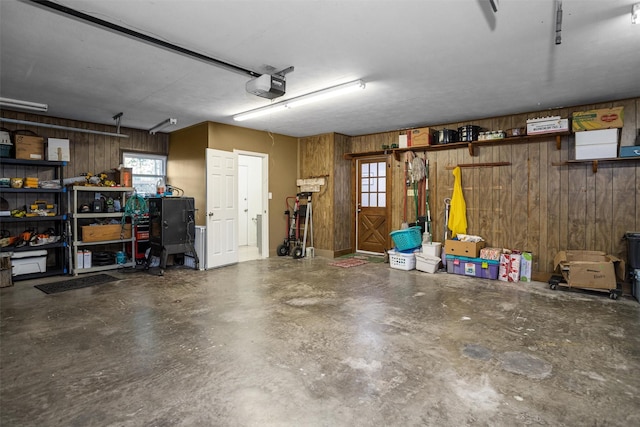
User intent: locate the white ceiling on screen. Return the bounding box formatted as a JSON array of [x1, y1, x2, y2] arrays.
[[1, 0, 639, 138]]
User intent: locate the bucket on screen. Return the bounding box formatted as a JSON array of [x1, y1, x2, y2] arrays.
[[116, 251, 127, 265]]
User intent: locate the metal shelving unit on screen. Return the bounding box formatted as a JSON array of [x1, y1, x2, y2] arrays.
[[0, 158, 68, 281], [69, 186, 136, 275]]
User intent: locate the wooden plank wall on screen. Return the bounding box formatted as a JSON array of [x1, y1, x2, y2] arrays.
[[299, 133, 334, 252], [345, 98, 639, 274], [1, 110, 169, 179], [333, 133, 352, 252]]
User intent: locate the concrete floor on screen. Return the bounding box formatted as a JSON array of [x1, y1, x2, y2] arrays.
[[1, 256, 639, 426]]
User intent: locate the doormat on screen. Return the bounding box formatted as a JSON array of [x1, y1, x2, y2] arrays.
[[339, 254, 386, 264], [34, 273, 119, 294], [329, 259, 368, 268]]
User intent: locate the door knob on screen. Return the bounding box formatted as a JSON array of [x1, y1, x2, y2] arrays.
[[208, 212, 214, 217]]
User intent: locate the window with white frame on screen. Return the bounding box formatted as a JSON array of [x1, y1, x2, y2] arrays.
[[122, 152, 167, 196]]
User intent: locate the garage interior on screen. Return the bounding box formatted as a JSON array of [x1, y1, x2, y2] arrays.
[[1, 1, 640, 426]]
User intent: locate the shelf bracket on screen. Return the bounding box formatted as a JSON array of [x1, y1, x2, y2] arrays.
[[468, 143, 474, 156], [592, 160, 598, 173], [556, 135, 562, 150]]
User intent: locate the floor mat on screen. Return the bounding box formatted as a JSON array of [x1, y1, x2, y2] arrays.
[[329, 258, 368, 268], [34, 273, 119, 294]]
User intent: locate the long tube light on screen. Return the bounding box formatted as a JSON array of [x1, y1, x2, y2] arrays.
[[0, 117, 129, 138], [233, 79, 366, 122], [149, 118, 177, 134], [0, 97, 49, 113]]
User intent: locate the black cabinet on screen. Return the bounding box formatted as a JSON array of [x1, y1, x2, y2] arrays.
[[147, 197, 198, 273]]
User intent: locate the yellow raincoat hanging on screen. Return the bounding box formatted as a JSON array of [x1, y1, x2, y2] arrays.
[[448, 166, 467, 237]]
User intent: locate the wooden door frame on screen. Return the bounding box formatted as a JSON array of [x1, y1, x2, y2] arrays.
[[350, 154, 392, 254]]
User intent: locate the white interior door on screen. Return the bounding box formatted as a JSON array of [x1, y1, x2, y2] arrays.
[[235, 150, 269, 260], [238, 164, 249, 246], [206, 148, 238, 268]]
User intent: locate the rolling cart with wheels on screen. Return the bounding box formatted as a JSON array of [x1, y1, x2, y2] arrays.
[[548, 274, 622, 300]]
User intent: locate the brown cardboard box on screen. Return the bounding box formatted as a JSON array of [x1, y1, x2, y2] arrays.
[[445, 239, 486, 257], [572, 107, 624, 131], [15, 135, 44, 160], [409, 127, 431, 147], [553, 250, 625, 290], [81, 224, 132, 242]]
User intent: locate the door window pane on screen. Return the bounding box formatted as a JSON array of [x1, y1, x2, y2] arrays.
[[370, 178, 378, 192], [361, 193, 369, 207], [378, 193, 386, 207], [378, 162, 386, 177], [379, 177, 386, 191], [361, 163, 369, 178], [369, 193, 377, 207]]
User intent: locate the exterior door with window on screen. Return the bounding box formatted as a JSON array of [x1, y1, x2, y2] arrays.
[[356, 157, 390, 254]]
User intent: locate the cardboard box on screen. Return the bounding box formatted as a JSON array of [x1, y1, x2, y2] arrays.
[[553, 250, 625, 290], [408, 127, 431, 147], [572, 107, 624, 132], [399, 134, 409, 148], [81, 224, 132, 242], [445, 239, 486, 257], [15, 135, 44, 160], [620, 146, 640, 158], [498, 253, 521, 283], [520, 252, 533, 282], [575, 129, 618, 160], [46, 138, 70, 161], [526, 117, 569, 135], [479, 247, 502, 261]]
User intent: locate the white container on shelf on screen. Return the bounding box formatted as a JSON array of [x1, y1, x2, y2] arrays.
[[575, 128, 618, 160], [11, 250, 47, 276]]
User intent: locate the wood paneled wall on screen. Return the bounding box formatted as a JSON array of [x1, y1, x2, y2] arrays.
[[333, 133, 352, 253], [299, 134, 335, 255], [1, 110, 169, 179], [344, 98, 640, 275]]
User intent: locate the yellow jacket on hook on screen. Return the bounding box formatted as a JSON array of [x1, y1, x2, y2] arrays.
[[448, 166, 467, 238]]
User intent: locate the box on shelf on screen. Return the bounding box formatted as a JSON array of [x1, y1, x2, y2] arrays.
[[81, 224, 132, 242], [398, 134, 409, 149], [619, 146, 640, 158], [572, 107, 624, 131], [84, 250, 92, 269], [445, 239, 486, 258], [498, 253, 522, 282], [553, 250, 624, 290], [388, 249, 416, 271], [408, 127, 431, 147], [575, 128, 618, 160], [10, 250, 47, 276], [46, 138, 70, 161], [415, 253, 440, 273], [526, 116, 569, 135], [446, 255, 499, 279], [15, 135, 44, 160]]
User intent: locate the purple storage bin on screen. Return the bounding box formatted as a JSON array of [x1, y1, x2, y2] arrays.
[[446, 255, 499, 280]]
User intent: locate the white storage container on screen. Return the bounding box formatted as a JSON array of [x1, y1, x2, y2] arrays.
[[388, 250, 416, 271], [11, 250, 47, 276], [415, 254, 441, 273], [421, 242, 442, 258], [575, 128, 618, 160]]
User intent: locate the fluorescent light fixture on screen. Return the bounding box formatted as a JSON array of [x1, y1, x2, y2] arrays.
[[633, 3, 639, 24], [0, 117, 129, 138], [233, 79, 366, 122], [0, 97, 48, 113], [149, 117, 177, 134]]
